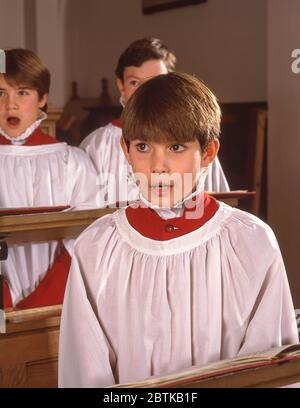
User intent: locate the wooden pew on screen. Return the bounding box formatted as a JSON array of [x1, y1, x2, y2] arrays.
[[0, 208, 114, 387], [40, 104, 63, 138], [0, 306, 61, 387]]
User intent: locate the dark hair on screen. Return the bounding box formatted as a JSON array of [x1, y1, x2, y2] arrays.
[[3, 48, 50, 111], [115, 37, 176, 81], [122, 72, 221, 151]]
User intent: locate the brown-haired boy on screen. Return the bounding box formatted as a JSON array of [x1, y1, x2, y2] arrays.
[[80, 38, 229, 207], [59, 72, 298, 387], [0, 48, 98, 308]]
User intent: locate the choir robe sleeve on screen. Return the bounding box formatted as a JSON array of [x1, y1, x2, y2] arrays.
[[58, 236, 116, 388], [66, 147, 100, 209], [63, 147, 101, 255], [79, 128, 103, 171], [80, 125, 122, 207], [238, 246, 299, 356]]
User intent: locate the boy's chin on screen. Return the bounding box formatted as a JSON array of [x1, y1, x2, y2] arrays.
[[1, 127, 24, 138]]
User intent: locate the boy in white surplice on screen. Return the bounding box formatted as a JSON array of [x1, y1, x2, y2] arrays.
[[59, 72, 298, 387], [0, 49, 98, 308]]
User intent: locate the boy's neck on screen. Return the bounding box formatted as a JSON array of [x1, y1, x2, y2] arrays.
[[153, 206, 184, 220], [0, 127, 57, 146]]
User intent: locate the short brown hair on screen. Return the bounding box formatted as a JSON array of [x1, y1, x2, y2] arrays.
[[3, 48, 50, 110], [122, 72, 221, 151], [115, 37, 176, 81]]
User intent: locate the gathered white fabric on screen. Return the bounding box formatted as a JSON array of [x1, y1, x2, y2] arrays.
[[80, 123, 230, 208], [0, 142, 99, 305], [59, 202, 298, 387], [0, 110, 47, 145]]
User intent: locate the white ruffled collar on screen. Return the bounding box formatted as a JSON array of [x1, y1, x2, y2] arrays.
[[134, 167, 209, 220], [0, 110, 47, 145]]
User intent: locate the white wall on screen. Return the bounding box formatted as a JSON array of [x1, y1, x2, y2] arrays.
[[268, 0, 300, 308], [35, 0, 68, 107], [0, 0, 68, 106], [0, 0, 25, 48], [65, 0, 267, 104], [0, 0, 267, 105]]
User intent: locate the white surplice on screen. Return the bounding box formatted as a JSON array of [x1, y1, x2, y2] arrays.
[[0, 142, 99, 305], [58, 201, 298, 388], [80, 122, 230, 207]]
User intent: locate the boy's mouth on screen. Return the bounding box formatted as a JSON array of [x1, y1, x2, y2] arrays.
[[6, 116, 21, 128], [151, 182, 174, 196]]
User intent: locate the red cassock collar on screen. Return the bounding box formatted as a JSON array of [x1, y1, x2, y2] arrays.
[[0, 127, 57, 145], [125, 193, 219, 241], [111, 118, 123, 128]]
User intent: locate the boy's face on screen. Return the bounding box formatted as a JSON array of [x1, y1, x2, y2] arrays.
[[121, 137, 219, 208], [116, 59, 168, 103], [0, 74, 47, 138]]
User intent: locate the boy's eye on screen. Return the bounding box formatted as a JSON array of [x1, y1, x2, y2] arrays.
[[136, 142, 149, 152], [130, 80, 140, 88], [170, 144, 185, 152], [18, 90, 29, 96], [0, 90, 5, 97]]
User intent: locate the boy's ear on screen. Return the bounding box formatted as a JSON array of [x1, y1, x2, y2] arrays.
[[202, 139, 220, 167], [116, 78, 125, 99], [38, 93, 48, 109], [120, 136, 130, 163]]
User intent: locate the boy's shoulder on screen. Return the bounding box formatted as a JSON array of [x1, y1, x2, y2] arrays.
[[74, 208, 121, 251], [228, 205, 273, 231], [222, 203, 279, 252], [65, 143, 96, 162], [80, 122, 122, 150]]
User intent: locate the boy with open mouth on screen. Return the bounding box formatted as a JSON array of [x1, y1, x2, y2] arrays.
[[0, 49, 98, 309]]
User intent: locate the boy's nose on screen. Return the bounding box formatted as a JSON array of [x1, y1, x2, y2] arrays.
[[150, 151, 169, 174], [6, 95, 18, 110]]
